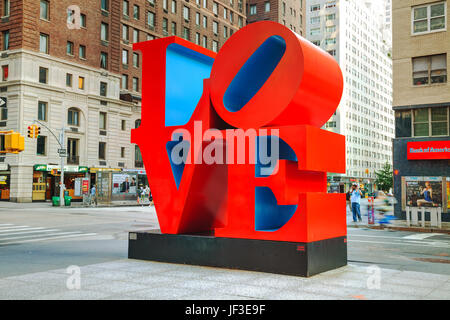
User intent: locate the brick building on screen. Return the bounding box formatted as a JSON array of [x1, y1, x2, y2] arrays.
[[246, 0, 304, 36], [0, 0, 246, 203]]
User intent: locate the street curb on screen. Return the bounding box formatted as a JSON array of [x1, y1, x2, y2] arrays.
[[367, 225, 450, 234]]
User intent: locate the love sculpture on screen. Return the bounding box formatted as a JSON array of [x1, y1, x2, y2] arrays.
[[129, 21, 347, 277]]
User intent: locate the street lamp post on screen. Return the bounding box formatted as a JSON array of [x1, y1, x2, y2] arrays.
[[59, 128, 65, 207]]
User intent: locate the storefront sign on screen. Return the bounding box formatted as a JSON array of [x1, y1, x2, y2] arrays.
[[34, 164, 88, 173], [90, 168, 122, 173], [0, 175, 7, 185], [122, 169, 146, 175], [82, 179, 89, 195], [407, 140, 450, 160]]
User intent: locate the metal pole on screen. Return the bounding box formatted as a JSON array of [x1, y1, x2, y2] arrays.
[[59, 128, 65, 207]]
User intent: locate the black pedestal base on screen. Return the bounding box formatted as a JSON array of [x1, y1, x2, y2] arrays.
[[128, 231, 347, 277]]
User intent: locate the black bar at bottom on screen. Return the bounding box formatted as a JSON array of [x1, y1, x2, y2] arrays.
[[128, 231, 347, 277]]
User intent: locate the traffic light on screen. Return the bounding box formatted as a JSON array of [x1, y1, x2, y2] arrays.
[[5, 132, 24, 153], [36, 126, 40, 138], [28, 126, 33, 138]]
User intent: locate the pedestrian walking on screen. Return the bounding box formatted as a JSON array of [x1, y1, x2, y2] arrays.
[[90, 184, 97, 207], [350, 183, 363, 222]]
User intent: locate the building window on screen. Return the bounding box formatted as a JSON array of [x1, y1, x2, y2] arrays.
[[223, 25, 228, 38], [196, 12, 200, 25], [325, 38, 336, 45], [122, 49, 128, 65], [412, 2, 446, 34], [0, 102, 6, 121], [413, 54, 447, 85], [162, 18, 168, 35], [213, 21, 218, 34], [395, 110, 412, 138], [132, 77, 139, 92], [327, 49, 336, 56], [202, 35, 207, 48], [223, 7, 227, 19], [265, 2, 270, 12], [100, 52, 108, 69], [413, 108, 429, 137], [2, 30, 9, 50], [101, 23, 109, 41], [213, 2, 218, 15], [78, 76, 85, 90], [122, 74, 128, 89], [310, 28, 320, 36], [203, 16, 207, 28], [163, 0, 168, 11], [99, 142, 106, 160], [430, 107, 449, 136], [133, 5, 140, 19], [123, 0, 129, 17], [171, 22, 176, 36], [123, 25, 129, 42], [121, 147, 125, 158], [133, 28, 139, 42], [326, 14, 336, 21], [183, 6, 189, 20], [212, 40, 218, 53], [326, 25, 336, 33], [133, 52, 139, 68], [67, 139, 79, 164], [38, 101, 47, 121], [40, 33, 49, 53], [100, 81, 107, 97], [66, 73, 72, 87], [80, 14, 86, 27], [79, 45, 86, 59], [121, 120, 126, 131], [66, 41, 74, 55], [147, 11, 155, 27], [171, 0, 177, 13], [250, 4, 256, 15], [40, 0, 49, 20], [311, 4, 320, 12], [101, 0, 109, 12], [413, 107, 449, 137], [99, 112, 107, 130], [39, 67, 48, 84], [68, 108, 79, 126], [183, 27, 190, 40], [36, 136, 46, 156]]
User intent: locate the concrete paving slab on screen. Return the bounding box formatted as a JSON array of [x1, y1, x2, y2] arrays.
[[83, 280, 151, 294], [213, 283, 279, 299], [35, 290, 114, 300], [1, 259, 449, 300]]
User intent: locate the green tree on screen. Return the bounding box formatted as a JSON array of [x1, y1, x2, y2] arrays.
[[375, 162, 393, 192]]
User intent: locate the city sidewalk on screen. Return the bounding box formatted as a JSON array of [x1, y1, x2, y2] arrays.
[[0, 259, 448, 300], [0, 200, 152, 209], [346, 203, 450, 234]]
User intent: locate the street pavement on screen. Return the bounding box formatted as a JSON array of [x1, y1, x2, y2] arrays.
[[0, 202, 449, 300]]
